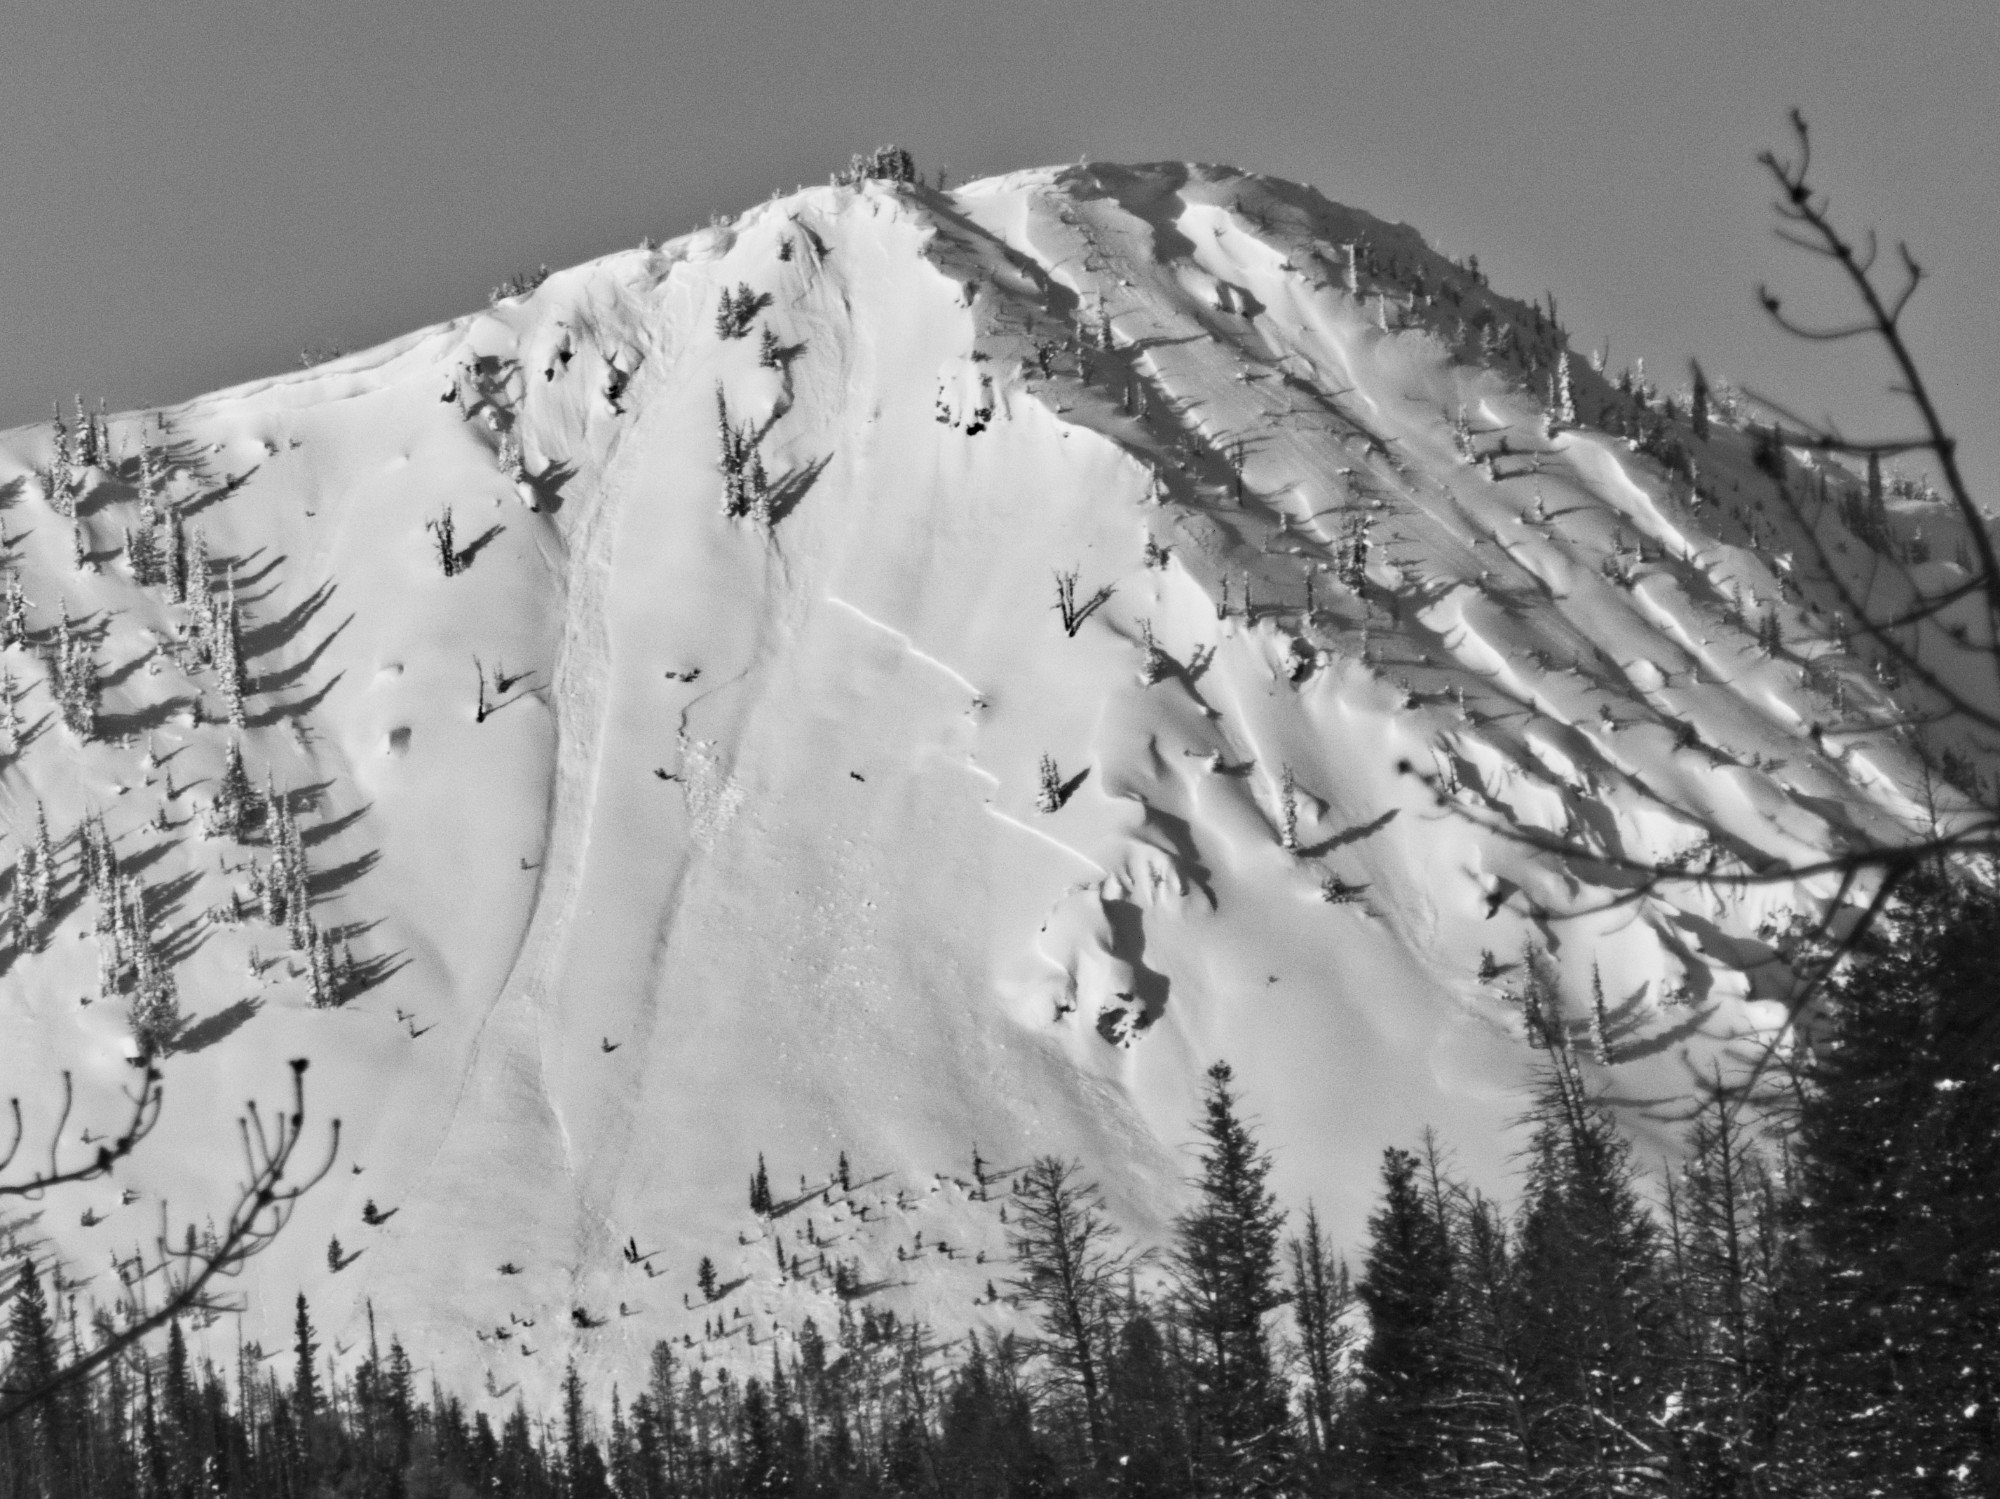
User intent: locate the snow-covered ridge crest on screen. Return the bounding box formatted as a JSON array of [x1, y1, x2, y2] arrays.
[[0, 159, 1956, 1403]]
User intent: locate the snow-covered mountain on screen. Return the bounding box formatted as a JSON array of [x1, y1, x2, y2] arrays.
[[0, 159, 1959, 1403]]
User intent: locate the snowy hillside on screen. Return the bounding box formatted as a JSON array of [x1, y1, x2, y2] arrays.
[[0, 158, 1969, 1405]]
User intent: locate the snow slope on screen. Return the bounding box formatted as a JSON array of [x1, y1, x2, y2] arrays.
[[0, 160, 1971, 1404]]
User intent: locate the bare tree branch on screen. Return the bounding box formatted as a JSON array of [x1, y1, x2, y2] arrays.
[[0, 1058, 337, 1426], [0, 1066, 163, 1202]]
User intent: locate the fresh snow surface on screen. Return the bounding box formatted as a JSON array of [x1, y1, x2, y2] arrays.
[[0, 160, 1979, 1406]]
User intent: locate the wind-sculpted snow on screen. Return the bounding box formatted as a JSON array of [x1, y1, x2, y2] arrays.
[[0, 160, 1972, 1405]]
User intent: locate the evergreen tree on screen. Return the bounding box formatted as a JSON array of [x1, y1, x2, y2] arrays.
[[561, 1360, 611, 1499], [1353, 1144, 1460, 1490], [3, 1256, 71, 1497], [1003, 1155, 1137, 1471], [1101, 1295, 1187, 1497], [1781, 868, 2000, 1495], [1510, 1046, 1666, 1492], [1170, 1061, 1291, 1493], [1658, 1076, 1802, 1494], [1446, 1190, 1539, 1496], [1285, 1202, 1353, 1477], [291, 1294, 320, 1421]]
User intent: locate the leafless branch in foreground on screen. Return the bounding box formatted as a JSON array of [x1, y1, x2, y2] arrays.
[[0, 1058, 338, 1426]]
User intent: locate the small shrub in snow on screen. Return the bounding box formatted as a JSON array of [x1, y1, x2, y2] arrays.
[[202, 739, 256, 841], [1589, 964, 1614, 1066], [714, 284, 767, 341], [833, 145, 916, 187], [72, 394, 106, 470], [1036, 755, 1063, 814], [1338, 514, 1370, 592], [1138, 617, 1166, 684], [495, 423, 526, 483], [714, 387, 771, 520], [490, 265, 550, 305], [123, 519, 162, 588], [0, 571, 27, 649], [50, 607, 98, 740], [1319, 872, 1365, 904], [126, 968, 181, 1059], [1052, 569, 1112, 637], [427, 507, 459, 578]]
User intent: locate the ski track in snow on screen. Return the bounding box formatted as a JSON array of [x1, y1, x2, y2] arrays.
[[825, 594, 984, 698]]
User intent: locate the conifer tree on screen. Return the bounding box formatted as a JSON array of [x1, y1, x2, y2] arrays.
[[1286, 1202, 1352, 1469], [291, 1294, 320, 1421], [1660, 1076, 1799, 1493], [1170, 1060, 1291, 1492], [1003, 1155, 1139, 1471], [562, 1360, 613, 1499], [4, 1256, 72, 1495], [1354, 1144, 1460, 1490], [0, 570, 26, 650], [1447, 1189, 1539, 1494], [1781, 867, 2000, 1493], [1509, 1045, 1665, 1489]]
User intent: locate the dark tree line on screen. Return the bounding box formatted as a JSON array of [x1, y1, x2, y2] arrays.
[[4, 890, 1995, 1498]]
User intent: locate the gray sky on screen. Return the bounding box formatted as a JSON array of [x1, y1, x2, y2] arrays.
[[4, 1, 1994, 498]]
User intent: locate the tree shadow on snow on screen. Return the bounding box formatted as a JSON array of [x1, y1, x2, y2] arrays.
[[246, 670, 345, 728], [1054, 765, 1091, 808], [306, 848, 379, 899], [1296, 806, 1398, 857], [172, 997, 262, 1056], [250, 614, 353, 697], [96, 649, 161, 691], [241, 580, 336, 659], [96, 694, 200, 741], [341, 947, 409, 1000], [301, 804, 370, 848], [178, 466, 259, 518], [765, 454, 832, 527], [454, 525, 505, 570], [208, 547, 285, 593], [523, 459, 576, 515]]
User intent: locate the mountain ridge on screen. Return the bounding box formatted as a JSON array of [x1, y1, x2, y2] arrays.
[[0, 157, 1961, 1404]]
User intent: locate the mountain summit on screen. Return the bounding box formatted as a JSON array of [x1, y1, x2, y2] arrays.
[[0, 158, 1943, 1399]]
